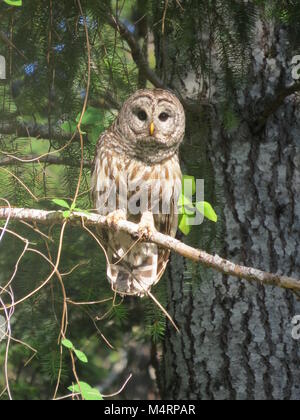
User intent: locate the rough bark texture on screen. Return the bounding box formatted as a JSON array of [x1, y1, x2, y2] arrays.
[[159, 18, 300, 400]]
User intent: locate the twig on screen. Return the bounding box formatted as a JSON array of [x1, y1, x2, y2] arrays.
[[0, 222, 67, 310], [72, 0, 91, 207], [0, 121, 85, 144], [102, 373, 133, 398], [0, 154, 91, 168], [106, 13, 209, 114], [107, 15, 165, 89], [0, 31, 27, 60]]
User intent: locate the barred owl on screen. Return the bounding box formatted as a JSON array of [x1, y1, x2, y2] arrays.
[[91, 89, 185, 296]]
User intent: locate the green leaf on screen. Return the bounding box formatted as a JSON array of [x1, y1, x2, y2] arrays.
[[62, 339, 74, 350], [178, 214, 192, 236], [196, 201, 218, 223], [63, 211, 71, 219], [68, 382, 103, 401], [84, 388, 103, 401], [52, 199, 70, 209], [3, 0, 22, 6], [178, 194, 195, 216], [182, 175, 196, 196], [74, 350, 88, 364]]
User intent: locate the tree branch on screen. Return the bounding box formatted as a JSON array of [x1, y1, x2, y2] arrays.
[[0, 121, 85, 143], [0, 31, 27, 60], [0, 207, 299, 293], [107, 15, 166, 89], [0, 154, 91, 168], [106, 15, 208, 114]]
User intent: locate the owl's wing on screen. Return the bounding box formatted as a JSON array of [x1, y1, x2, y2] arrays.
[[155, 189, 179, 284], [91, 129, 121, 251], [91, 130, 151, 296]]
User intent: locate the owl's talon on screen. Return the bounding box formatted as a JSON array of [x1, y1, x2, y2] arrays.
[[138, 224, 155, 239], [106, 209, 126, 230], [138, 211, 156, 239]]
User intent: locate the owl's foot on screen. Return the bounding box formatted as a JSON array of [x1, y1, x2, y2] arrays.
[[106, 209, 126, 230], [138, 211, 156, 239]]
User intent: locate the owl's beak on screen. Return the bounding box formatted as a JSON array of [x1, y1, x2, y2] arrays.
[[149, 122, 155, 136]]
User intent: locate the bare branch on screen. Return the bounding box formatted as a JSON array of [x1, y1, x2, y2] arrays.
[[90, 92, 121, 111], [0, 31, 27, 60], [106, 15, 210, 114], [0, 154, 91, 168], [0, 121, 85, 143], [106, 15, 166, 89], [0, 207, 299, 293]]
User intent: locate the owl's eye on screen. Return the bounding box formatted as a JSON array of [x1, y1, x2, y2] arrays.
[[137, 110, 148, 121], [159, 112, 169, 122]]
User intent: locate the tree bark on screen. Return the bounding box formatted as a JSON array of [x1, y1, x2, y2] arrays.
[[158, 16, 300, 400]]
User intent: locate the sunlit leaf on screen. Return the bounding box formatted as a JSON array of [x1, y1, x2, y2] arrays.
[[178, 214, 192, 236], [68, 382, 103, 401], [63, 211, 71, 219], [74, 350, 88, 364], [178, 194, 195, 216], [52, 199, 70, 209], [196, 201, 218, 223], [3, 0, 22, 6], [62, 339, 74, 350]]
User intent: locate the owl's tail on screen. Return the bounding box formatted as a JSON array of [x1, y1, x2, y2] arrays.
[[107, 242, 170, 297]]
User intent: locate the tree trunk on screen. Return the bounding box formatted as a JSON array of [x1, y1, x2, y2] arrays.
[[157, 16, 300, 400]]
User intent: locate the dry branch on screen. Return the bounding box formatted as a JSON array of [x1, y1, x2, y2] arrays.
[[106, 15, 165, 89], [106, 15, 208, 115], [0, 121, 85, 143], [0, 207, 299, 293], [0, 155, 91, 168]]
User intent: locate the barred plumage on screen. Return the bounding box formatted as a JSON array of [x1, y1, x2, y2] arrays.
[[91, 89, 185, 296]]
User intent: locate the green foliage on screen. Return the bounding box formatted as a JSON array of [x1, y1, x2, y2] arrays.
[[62, 339, 88, 363], [3, 0, 22, 6], [61, 340, 103, 399], [144, 282, 167, 343], [61, 339, 74, 350], [61, 107, 114, 145], [196, 201, 218, 223], [178, 175, 218, 235], [68, 382, 103, 401], [52, 199, 70, 209]]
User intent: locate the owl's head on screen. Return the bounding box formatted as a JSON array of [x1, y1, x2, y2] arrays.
[[116, 89, 185, 163]]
